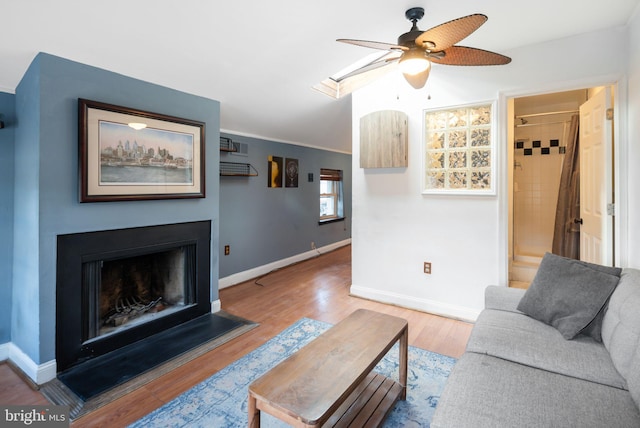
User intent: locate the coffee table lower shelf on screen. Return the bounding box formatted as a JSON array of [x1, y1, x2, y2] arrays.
[[254, 371, 403, 428], [323, 371, 404, 427]]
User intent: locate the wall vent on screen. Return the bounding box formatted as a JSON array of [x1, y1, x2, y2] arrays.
[[231, 142, 249, 157]]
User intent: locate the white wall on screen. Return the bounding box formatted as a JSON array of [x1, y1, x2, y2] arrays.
[[627, 8, 640, 268], [351, 25, 632, 321]]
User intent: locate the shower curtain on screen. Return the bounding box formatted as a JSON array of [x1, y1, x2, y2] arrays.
[[552, 114, 580, 259]]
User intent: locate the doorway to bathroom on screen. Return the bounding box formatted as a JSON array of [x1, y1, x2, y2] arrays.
[[507, 86, 616, 288]]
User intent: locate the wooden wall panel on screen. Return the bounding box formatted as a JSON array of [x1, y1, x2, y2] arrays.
[[359, 110, 408, 168]]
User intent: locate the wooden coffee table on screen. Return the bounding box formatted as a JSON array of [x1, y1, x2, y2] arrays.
[[248, 309, 408, 427]]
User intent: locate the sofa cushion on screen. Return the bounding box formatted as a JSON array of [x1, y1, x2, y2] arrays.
[[466, 308, 627, 389], [431, 353, 640, 428], [517, 252, 621, 340], [601, 268, 640, 409], [484, 285, 526, 313]]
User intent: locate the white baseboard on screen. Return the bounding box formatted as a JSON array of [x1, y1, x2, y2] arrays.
[[4, 343, 56, 385], [0, 342, 8, 361], [219, 239, 351, 289], [350, 284, 480, 322], [0, 298, 228, 386]]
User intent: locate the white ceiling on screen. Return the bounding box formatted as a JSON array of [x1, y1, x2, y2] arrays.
[[2, 1, 639, 153]]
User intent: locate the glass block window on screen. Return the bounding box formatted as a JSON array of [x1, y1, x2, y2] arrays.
[[423, 103, 495, 194]]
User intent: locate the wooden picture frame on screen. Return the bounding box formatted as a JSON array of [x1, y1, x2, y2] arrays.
[[79, 99, 205, 202]]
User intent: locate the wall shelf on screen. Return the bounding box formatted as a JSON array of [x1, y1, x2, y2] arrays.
[[220, 136, 237, 152], [220, 161, 258, 177]]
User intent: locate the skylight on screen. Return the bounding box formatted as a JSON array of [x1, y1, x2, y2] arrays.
[[313, 51, 399, 99]]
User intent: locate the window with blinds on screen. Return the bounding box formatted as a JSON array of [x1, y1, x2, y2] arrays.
[[320, 168, 344, 222]]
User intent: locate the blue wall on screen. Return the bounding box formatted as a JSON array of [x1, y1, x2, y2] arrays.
[[13, 57, 41, 361], [0, 92, 15, 344], [219, 132, 351, 278], [13, 53, 220, 365]]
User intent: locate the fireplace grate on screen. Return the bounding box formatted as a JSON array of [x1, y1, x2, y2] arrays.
[[103, 296, 163, 327]]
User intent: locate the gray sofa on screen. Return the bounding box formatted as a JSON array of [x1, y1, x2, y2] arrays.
[[432, 267, 640, 427]]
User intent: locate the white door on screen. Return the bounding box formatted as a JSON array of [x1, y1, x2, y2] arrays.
[[579, 87, 613, 265]]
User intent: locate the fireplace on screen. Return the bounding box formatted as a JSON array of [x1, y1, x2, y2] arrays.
[[56, 221, 211, 372]]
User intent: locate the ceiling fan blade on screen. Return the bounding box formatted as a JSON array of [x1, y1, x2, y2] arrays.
[[430, 46, 511, 66], [402, 67, 431, 89], [415, 14, 487, 52], [337, 38, 407, 51]]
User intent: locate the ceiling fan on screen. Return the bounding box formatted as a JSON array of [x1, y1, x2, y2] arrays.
[[336, 7, 511, 89]]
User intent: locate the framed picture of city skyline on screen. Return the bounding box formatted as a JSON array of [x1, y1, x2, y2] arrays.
[[79, 99, 205, 202]]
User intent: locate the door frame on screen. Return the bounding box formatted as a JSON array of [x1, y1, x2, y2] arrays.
[[497, 75, 628, 285]]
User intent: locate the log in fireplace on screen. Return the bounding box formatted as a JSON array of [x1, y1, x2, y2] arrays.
[[56, 221, 211, 372]]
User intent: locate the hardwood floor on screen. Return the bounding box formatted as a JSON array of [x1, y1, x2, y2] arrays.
[[0, 245, 473, 427]]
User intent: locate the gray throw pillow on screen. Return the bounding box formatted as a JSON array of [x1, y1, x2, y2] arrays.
[[517, 252, 621, 340]]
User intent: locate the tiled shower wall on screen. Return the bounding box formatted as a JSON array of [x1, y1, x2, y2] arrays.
[[513, 122, 567, 259]]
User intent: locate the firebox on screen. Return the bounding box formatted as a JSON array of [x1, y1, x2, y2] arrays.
[[56, 221, 211, 372], [86, 245, 196, 341]]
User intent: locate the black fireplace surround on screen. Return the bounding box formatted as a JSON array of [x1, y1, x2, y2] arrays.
[[56, 221, 211, 372]]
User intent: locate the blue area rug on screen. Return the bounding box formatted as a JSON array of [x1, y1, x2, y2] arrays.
[[130, 318, 456, 427]]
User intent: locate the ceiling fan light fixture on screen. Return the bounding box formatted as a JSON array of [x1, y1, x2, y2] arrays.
[[398, 49, 430, 75]]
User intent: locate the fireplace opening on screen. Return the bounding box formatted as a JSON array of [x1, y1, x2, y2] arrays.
[[56, 221, 211, 373], [84, 245, 196, 342]]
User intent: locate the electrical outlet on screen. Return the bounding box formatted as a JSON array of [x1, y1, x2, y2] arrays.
[[224, 245, 230, 255], [311, 241, 316, 250], [423, 262, 432, 274]]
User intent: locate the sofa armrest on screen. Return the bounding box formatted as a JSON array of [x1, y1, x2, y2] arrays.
[[485, 285, 526, 312]]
